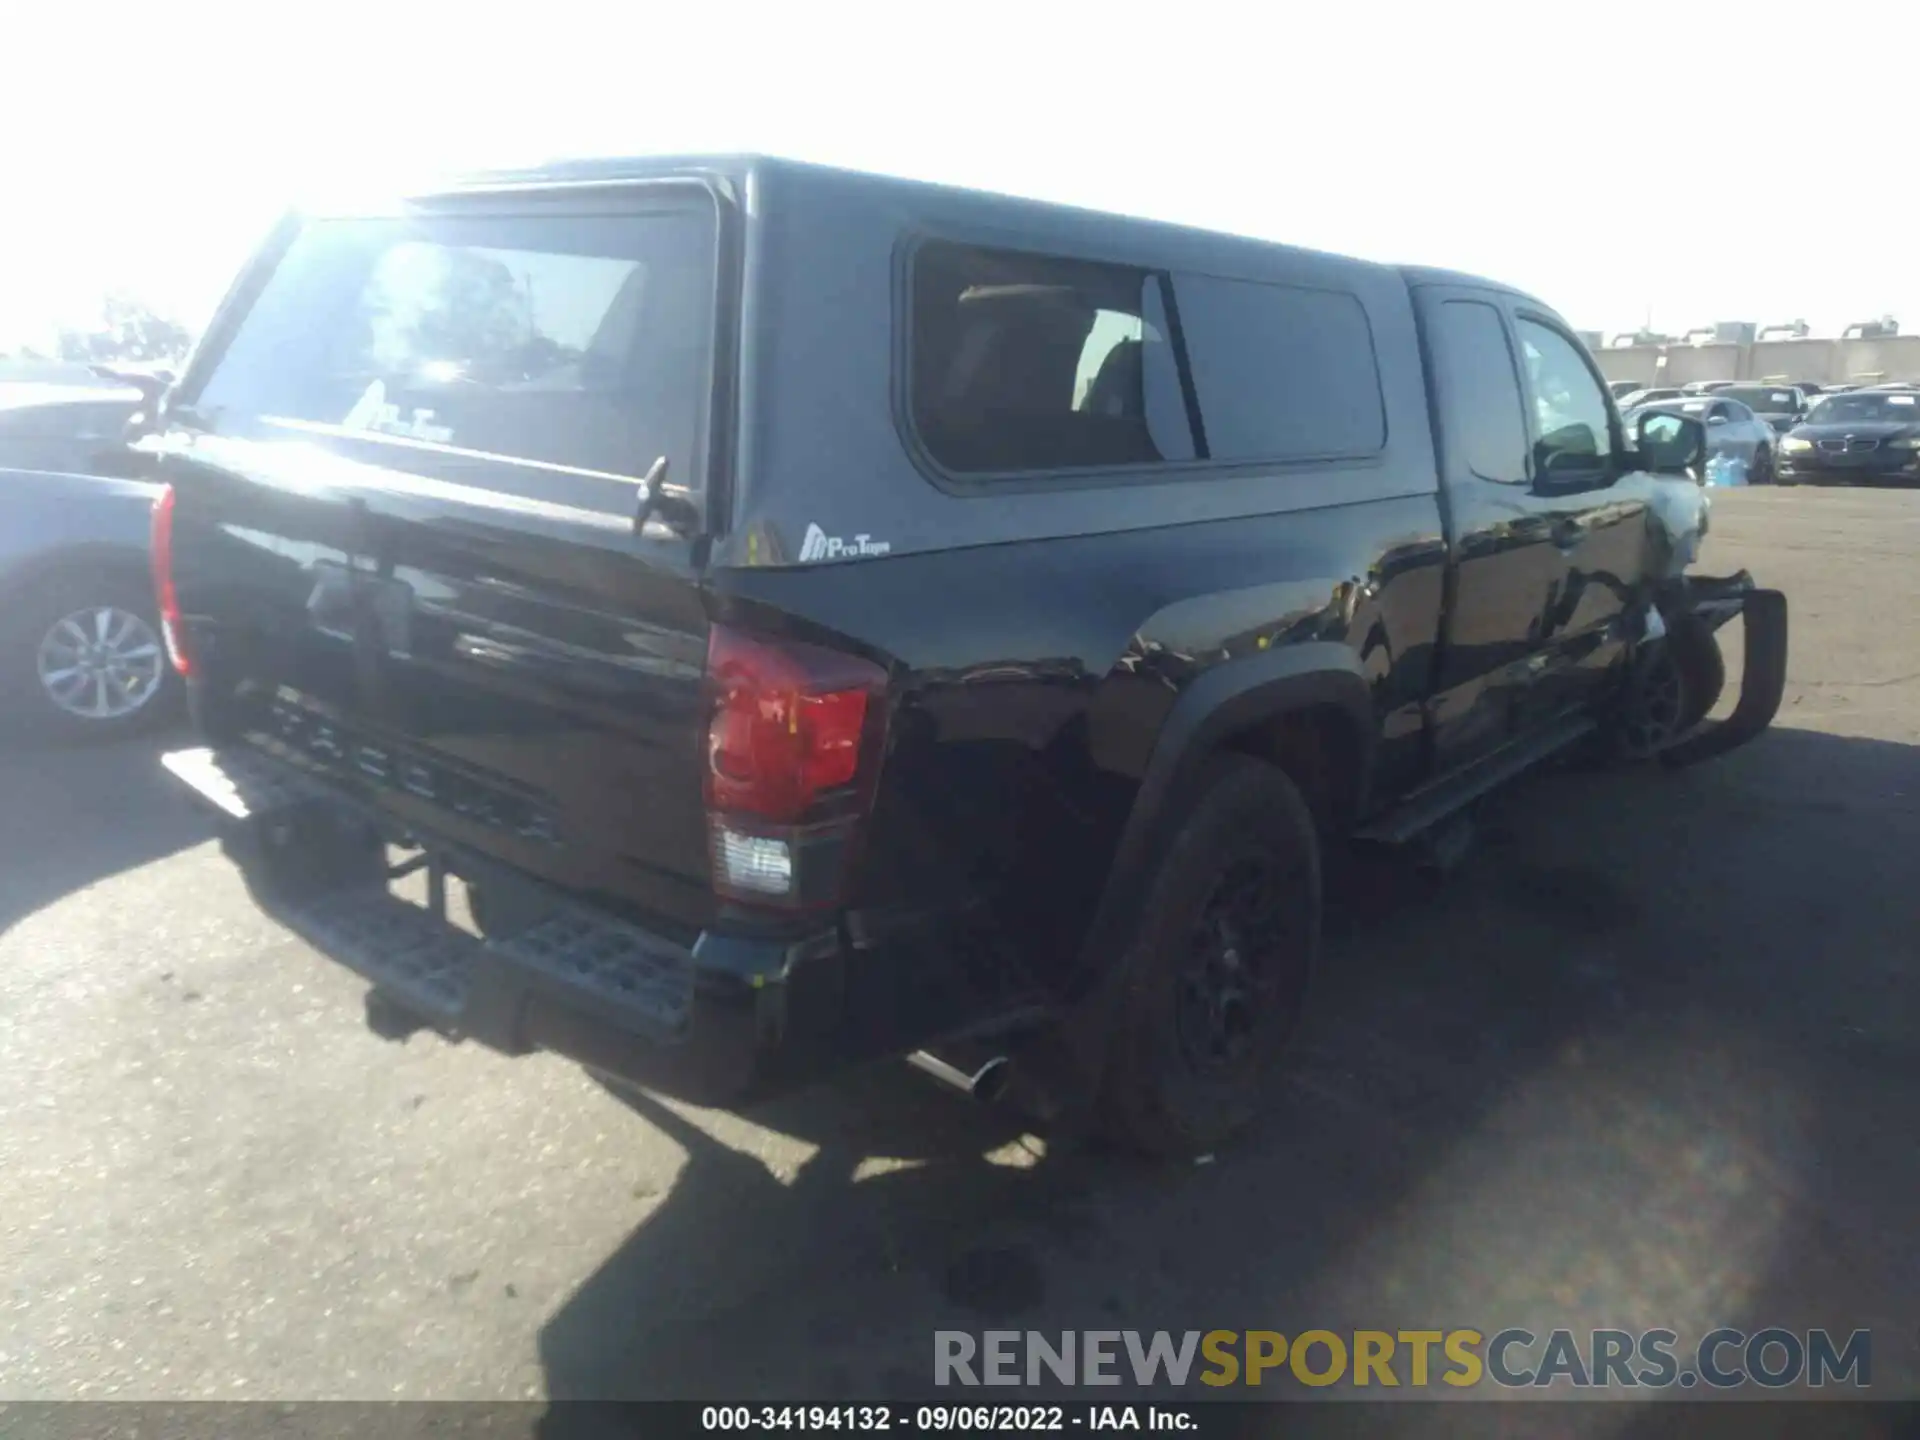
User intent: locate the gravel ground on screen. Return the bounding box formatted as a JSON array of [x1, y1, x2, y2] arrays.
[[2, 488, 1917, 1429]]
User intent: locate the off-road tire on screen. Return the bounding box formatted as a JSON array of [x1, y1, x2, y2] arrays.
[[1100, 756, 1321, 1158]]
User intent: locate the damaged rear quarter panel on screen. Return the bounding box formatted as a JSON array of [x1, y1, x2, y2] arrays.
[[710, 492, 1447, 1030]]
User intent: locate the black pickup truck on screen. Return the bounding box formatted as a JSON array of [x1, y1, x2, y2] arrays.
[[152, 155, 1786, 1156]]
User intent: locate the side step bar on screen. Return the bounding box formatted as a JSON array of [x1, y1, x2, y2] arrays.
[[1661, 587, 1788, 768], [1356, 712, 1597, 845], [1359, 581, 1788, 841]]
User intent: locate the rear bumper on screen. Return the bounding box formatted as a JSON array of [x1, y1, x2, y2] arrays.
[[161, 744, 850, 1106]]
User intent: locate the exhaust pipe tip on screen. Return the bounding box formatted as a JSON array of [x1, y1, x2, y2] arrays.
[[969, 1056, 1012, 1106], [907, 1049, 1013, 1104]]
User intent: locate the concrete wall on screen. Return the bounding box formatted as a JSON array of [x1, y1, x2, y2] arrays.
[[1828, 335, 1920, 383], [1593, 335, 1920, 388], [1747, 340, 1832, 384], [1661, 344, 1744, 386], [1596, 348, 1664, 387]]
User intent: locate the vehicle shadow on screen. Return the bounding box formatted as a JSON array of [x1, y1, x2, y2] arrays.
[[533, 724, 1920, 1429], [0, 716, 203, 936]]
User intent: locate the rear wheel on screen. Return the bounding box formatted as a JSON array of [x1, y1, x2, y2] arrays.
[[1101, 757, 1320, 1158]]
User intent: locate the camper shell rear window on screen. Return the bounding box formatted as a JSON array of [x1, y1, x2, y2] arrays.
[[187, 200, 718, 515]]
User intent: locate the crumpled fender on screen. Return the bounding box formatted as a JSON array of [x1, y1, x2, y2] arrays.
[[1646, 475, 1712, 580]]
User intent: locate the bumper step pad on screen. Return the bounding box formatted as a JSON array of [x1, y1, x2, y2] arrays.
[[286, 885, 478, 1020], [164, 746, 694, 1040], [162, 744, 326, 820], [493, 912, 692, 1035]]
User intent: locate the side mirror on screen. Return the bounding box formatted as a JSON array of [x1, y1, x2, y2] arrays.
[[1706, 413, 1728, 426], [1636, 411, 1706, 476]]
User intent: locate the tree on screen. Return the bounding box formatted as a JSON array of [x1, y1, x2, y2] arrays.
[[55, 292, 194, 366], [395, 251, 581, 383], [402, 252, 524, 367]]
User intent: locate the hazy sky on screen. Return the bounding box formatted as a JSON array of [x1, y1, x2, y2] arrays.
[[3, 1, 1914, 348]]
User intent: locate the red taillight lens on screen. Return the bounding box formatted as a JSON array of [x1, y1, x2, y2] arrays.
[[150, 483, 193, 676], [706, 628, 884, 823], [704, 626, 887, 908]]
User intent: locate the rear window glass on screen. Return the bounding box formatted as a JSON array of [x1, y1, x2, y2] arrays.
[[191, 205, 716, 512], [908, 241, 1196, 475], [1170, 275, 1386, 461]]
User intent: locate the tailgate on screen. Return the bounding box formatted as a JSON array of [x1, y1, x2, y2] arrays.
[[162, 186, 730, 933]]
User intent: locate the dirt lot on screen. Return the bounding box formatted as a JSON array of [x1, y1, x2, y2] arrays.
[[2, 489, 1916, 1423]]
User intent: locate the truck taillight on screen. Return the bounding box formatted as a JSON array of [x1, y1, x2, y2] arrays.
[[150, 484, 193, 676], [704, 625, 887, 909]]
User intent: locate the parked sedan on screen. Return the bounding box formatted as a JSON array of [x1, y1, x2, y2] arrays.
[[1716, 383, 1810, 436], [1777, 389, 1920, 487], [0, 381, 144, 476], [1626, 395, 1780, 483], [1616, 385, 1687, 409], [0, 383, 177, 736]]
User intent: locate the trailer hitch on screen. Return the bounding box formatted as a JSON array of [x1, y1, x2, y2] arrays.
[[1660, 579, 1788, 768]]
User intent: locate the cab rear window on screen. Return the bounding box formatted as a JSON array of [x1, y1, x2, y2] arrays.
[[907, 240, 1384, 477], [189, 203, 717, 514], [1169, 275, 1385, 461]]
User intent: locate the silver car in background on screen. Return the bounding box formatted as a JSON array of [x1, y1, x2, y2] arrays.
[[0, 382, 178, 736], [1616, 385, 1687, 409], [1626, 394, 1779, 484], [1714, 383, 1810, 438]]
